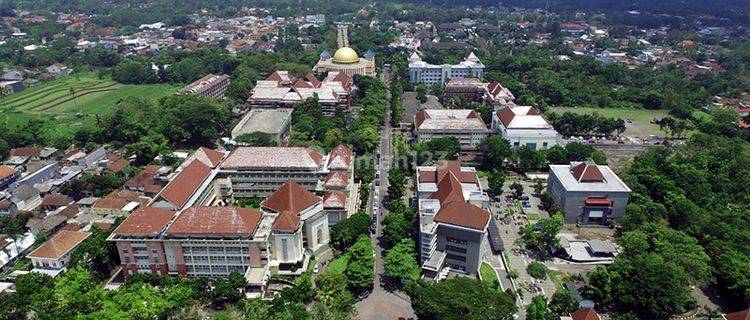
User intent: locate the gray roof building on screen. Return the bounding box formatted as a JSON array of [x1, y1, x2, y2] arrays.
[[231, 108, 293, 144]]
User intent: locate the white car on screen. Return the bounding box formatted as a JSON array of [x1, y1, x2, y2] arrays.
[[313, 264, 320, 274]]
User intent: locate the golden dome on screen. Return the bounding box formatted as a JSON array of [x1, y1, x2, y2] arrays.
[[332, 47, 359, 64]]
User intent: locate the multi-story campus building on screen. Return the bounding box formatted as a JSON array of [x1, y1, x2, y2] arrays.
[[416, 160, 490, 280], [408, 52, 484, 85], [414, 109, 490, 155], [246, 70, 352, 115], [491, 105, 558, 150], [443, 78, 515, 107], [547, 162, 631, 225], [109, 180, 338, 298], [177, 74, 231, 99]]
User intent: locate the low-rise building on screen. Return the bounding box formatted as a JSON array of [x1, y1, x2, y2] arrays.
[[28, 230, 91, 277], [492, 105, 558, 150], [177, 74, 230, 99], [547, 162, 631, 225], [409, 52, 484, 85], [416, 160, 490, 280], [414, 109, 490, 151], [246, 71, 352, 115], [443, 78, 515, 107], [560, 308, 601, 320], [231, 108, 293, 144], [0, 165, 20, 190]]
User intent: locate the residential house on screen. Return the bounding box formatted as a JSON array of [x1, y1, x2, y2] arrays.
[[0, 166, 20, 190], [28, 230, 91, 277]]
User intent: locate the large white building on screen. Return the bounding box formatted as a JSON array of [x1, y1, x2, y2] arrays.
[[408, 52, 484, 85], [491, 105, 558, 151]]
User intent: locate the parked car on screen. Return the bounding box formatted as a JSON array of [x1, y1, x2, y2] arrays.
[[313, 264, 320, 274]]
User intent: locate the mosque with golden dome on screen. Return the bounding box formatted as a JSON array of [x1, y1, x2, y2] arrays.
[[314, 46, 376, 77]]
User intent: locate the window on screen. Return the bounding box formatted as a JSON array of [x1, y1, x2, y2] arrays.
[[446, 254, 467, 262], [281, 239, 289, 261], [445, 245, 467, 254], [446, 237, 468, 246]]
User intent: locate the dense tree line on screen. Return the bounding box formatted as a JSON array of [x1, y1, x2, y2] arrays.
[[582, 133, 750, 317]]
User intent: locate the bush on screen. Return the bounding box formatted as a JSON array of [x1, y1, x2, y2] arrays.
[[527, 262, 548, 279]]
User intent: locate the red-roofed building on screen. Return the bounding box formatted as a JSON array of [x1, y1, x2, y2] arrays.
[[725, 310, 750, 320], [108, 205, 269, 294], [152, 160, 214, 210], [416, 161, 490, 280], [563, 308, 601, 320]]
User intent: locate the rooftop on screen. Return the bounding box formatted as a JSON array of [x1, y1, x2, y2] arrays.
[[434, 200, 490, 231], [495, 106, 552, 129], [112, 206, 175, 237], [327, 144, 353, 170], [231, 108, 293, 139], [27, 230, 91, 260], [262, 180, 320, 215], [415, 109, 488, 131], [167, 206, 263, 238], [157, 160, 213, 209], [549, 163, 631, 193], [221, 147, 323, 170]]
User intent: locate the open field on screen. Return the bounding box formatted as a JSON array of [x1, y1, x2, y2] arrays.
[[547, 107, 672, 138], [479, 261, 498, 286], [0, 74, 180, 137]]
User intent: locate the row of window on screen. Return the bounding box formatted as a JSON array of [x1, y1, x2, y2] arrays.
[[446, 237, 468, 246]]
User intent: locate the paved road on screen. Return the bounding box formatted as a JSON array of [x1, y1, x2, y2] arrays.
[[356, 67, 416, 320]]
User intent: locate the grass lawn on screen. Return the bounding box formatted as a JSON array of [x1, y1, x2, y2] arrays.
[[479, 261, 498, 285], [324, 254, 349, 275], [547, 107, 672, 138], [1, 73, 180, 140], [546, 269, 567, 290], [527, 212, 541, 222]]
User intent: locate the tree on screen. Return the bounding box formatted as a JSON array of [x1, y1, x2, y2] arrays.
[[478, 135, 512, 170], [387, 168, 407, 199], [330, 211, 371, 251], [525, 295, 549, 320], [527, 262, 547, 279], [510, 181, 524, 199], [112, 61, 156, 84], [425, 136, 460, 160], [67, 225, 119, 281], [415, 84, 428, 103], [125, 134, 167, 166], [583, 266, 613, 305], [158, 94, 230, 145], [210, 271, 245, 307], [315, 272, 356, 317], [548, 289, 578, 316], [516, 146, 545, 172], [532, 179, 544, 195], [383, 239, 421, 284], [382, 211, 411, 248], [406, 277, 517, 320], [487, 169, 507, 198], [519, 213, 563, 257], [344, 235, 374, 292]]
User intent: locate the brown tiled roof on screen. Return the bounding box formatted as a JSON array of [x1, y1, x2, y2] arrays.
[[107, 156, 130, 173], [415, 109, 429, 128], [27, 230, 91, 259], [105, 189, 141, 202], [488, 82, 501, 95], [158, 160, 212, 209], [262, 180, 320, 215], [570, 309, 601, 320], [526, 107, 540, 115], [570, 163, 605, 182], [93, 198, 128, 209], [167, 206, 262, 237], [42, 193, 72, 208], [419, 160, 478, 184], [0, 165, 16, 180], [496, 107, 515, 127], [305, 73, 321, 88], [322, 191, 348, 208], [193, 147, 224, 168], [26, 214, 67, 232], [434, 201, 490, 231], [429, 172, 465, 205], [124, 165, 161, 191], [324, 172, 349, 188], [327, 144, 352, 170], [0, 199, 12, 210], [272, 211, 301, 231], [292, 79, 313, 88], [58, 204, 80, 219], [726, 310, 750, 320], [113, 206, 175, 237], [10, 147, 42, 157]]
